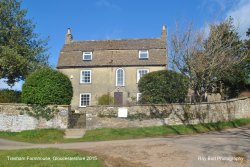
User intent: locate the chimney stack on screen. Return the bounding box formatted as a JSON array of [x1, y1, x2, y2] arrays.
[[65, 28, 73, 44], [161, 25, 167, 42]]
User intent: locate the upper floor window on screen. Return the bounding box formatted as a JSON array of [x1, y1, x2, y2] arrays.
[[83, 52, 92, 60], [116, 68, 125, 86], [80, 70, 91, 84], [80, 93, 91, 107], [139, 50, 149, 59], [137, 69, 149, 83]]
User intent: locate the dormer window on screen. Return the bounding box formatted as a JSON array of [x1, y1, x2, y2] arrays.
[[83, 51, 92, 60], [139, 50, 149, 59]]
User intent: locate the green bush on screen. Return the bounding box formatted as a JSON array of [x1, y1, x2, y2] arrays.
[[0, 89, 21, 103], [138, 70, 189, 104], [97, 93, 114, 105], [22, 68, 73, 105]]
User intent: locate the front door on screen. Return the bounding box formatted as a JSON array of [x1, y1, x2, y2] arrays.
[[114, 92, 123, 105]]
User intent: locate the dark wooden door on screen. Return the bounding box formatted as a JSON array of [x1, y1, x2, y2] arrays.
[[114, 92, 123, 105]]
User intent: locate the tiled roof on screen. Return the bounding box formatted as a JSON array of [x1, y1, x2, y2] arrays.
[[57, 38, 167, 68]]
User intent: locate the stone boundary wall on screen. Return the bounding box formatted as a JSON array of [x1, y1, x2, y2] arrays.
[[78, 97, 250, 130], [0, 97, 249, 131], [0, 104, 69, 132]]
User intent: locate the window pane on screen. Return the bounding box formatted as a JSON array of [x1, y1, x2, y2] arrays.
[[117, 69, 124, 86], [137, 93, 142, 102], [84, 54, 91, 60], [83, 52, 92, 60], [81, 94, 90, 106], [139, 50, 148, 59], [140, 53, 147, 58], [81, 71, 91, 83]]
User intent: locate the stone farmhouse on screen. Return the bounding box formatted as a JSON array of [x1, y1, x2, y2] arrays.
[[57, 26, 167, 109]]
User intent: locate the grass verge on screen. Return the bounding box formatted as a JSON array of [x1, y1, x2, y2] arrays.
[[0, 129, 65, 143], [0, 148, 102, 167], [0, 118, 249, 143], [81, 118, 250, 141]]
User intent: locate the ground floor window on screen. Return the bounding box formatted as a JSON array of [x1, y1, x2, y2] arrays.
[[137, 93, 142, 102], [80, 93, 91, 107]]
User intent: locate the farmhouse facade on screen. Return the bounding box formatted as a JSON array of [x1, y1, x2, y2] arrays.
[[57, 26, 167, 108]]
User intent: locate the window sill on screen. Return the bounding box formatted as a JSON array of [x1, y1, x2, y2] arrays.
[[79, 105, 87, 108], [79, 83, 92, 85]]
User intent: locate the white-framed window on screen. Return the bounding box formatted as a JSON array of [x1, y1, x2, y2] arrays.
[[137, 69, 149, 83], [116, 68, 125, 86], [79, 93, 91, 107], [80, 70, 91, 84], [83, 51, 92, 60], [139, 50, 149, 59], [137, 93, 142, 102]]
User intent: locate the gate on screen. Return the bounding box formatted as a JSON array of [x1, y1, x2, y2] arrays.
[[68, 111, 86, 128]]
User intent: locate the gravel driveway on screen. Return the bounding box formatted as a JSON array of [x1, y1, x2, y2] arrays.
[[0, 126, 249, 167]]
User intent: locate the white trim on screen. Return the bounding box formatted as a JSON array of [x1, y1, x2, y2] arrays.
[[116, 68, 125, 86], [137, 69, 149, 83], [137, 93, 142, 102], [82, 51, 92, 60], [80, 70, 92, 84], [79, 93, 91, 107], [138, 50, 149, 59]]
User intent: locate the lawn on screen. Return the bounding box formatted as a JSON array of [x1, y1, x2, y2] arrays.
[[0, 148, 102, 167], [0, 118, 249, 143]]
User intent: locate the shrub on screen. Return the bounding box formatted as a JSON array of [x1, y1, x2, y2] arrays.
[[97, 93, 114, 105], [19, 105, 59, 121], [22, 68, 73, 105], [138, 70, 189, 104], [0, 89, 21, 103]]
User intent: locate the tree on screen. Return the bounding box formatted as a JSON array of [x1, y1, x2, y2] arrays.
[[246, 28, 250, 55], [216, 26, 250, 98], [171, 19, 247, 101], [0, 0, 48, 86], [22, 68, 73, 105], [247, 28, 250, 37], [0, 89, 21, 103], [219, 58, 249, 98], [138, 70, 189, 104]]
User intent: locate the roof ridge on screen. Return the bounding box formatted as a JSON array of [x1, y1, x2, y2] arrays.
[[72, 38, 161, 43]]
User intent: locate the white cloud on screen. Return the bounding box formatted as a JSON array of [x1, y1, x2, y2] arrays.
[[226, 0, 250, 38], [199, 0, 250, 38], [0, 79, 23, 91]]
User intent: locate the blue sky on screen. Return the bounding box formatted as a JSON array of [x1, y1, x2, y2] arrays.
[[1, 0, 250, 90]]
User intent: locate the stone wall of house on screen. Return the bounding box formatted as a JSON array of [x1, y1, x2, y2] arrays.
[[0, 104, 69, 132], [59, 66, 166, 108], [77, 97, 250, 130]]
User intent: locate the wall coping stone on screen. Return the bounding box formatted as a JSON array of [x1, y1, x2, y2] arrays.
[[78, 96, 250, 108]]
